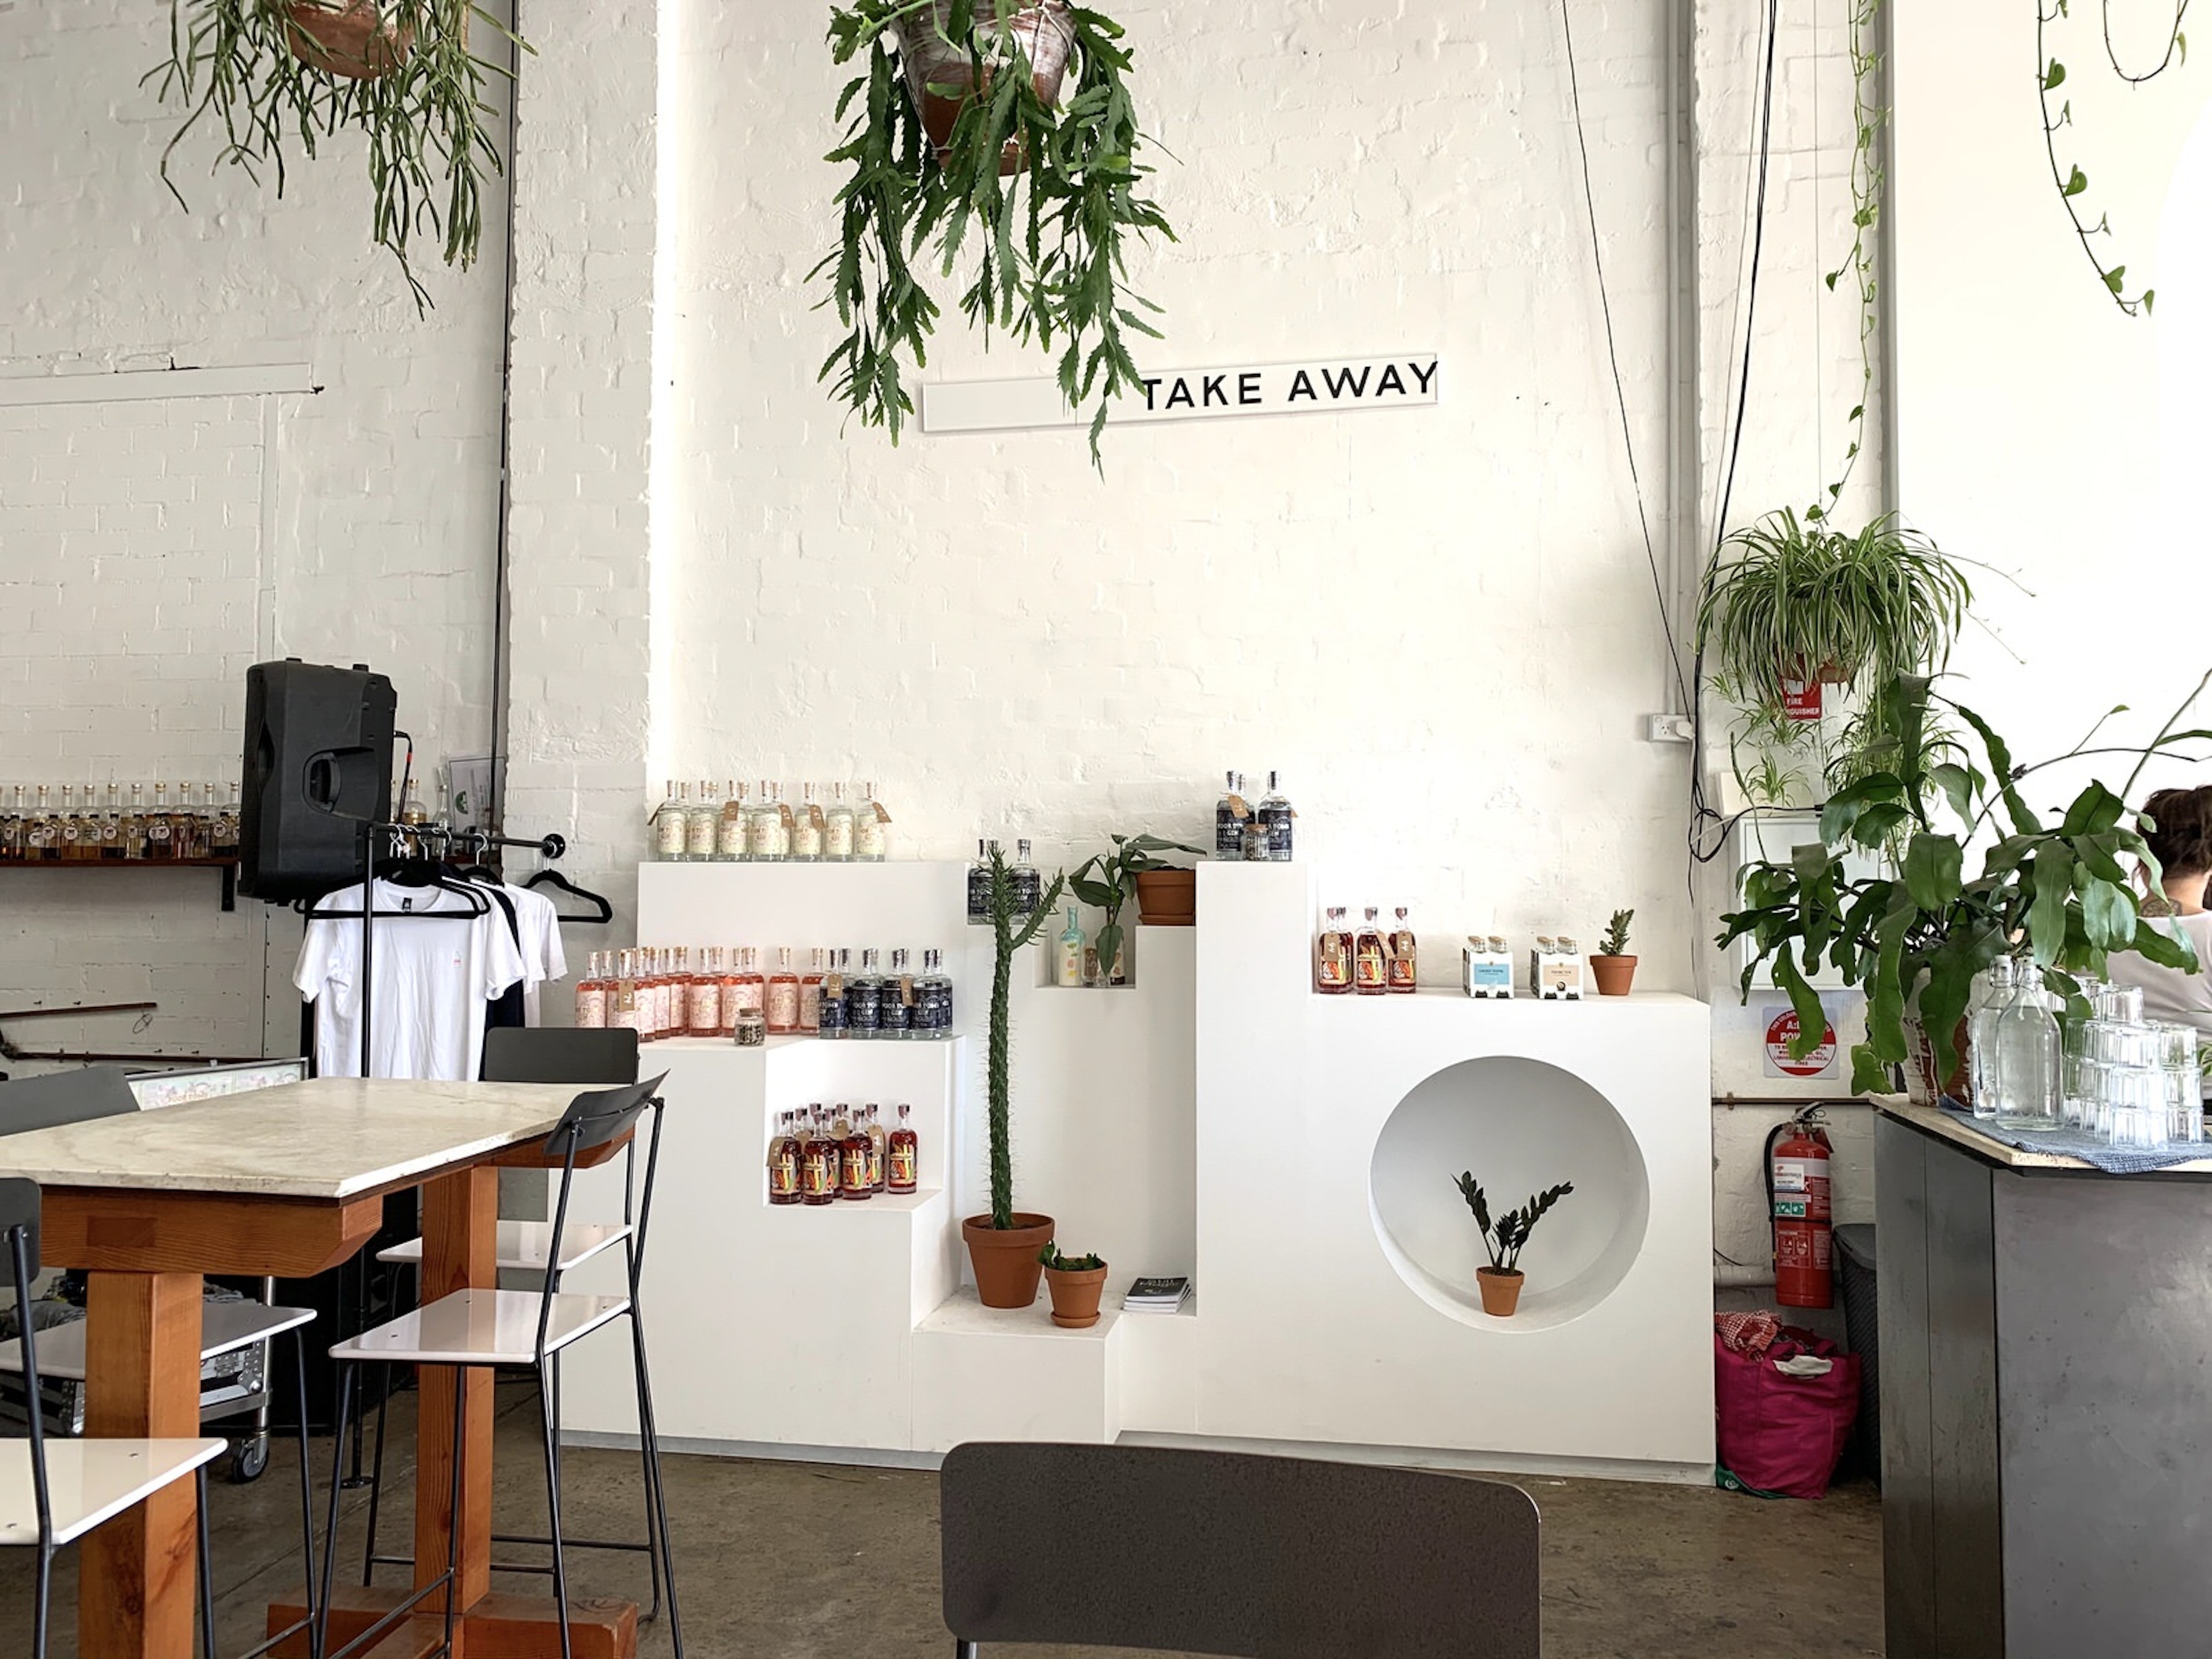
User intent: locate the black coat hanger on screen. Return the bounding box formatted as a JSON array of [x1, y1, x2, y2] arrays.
[[522, 868, 613, 924]]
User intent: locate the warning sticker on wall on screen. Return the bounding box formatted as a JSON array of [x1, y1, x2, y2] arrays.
[[1762, 1006, 1838, 1079]]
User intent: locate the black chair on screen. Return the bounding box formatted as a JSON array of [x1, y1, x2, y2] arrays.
[[0, 1066, 139, 1135], [318, 1073, 683, 1659], [940, 1442, 1543, 1659], [0, 1177, 229, 1659]]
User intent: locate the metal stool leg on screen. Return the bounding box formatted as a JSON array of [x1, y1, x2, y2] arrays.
[[361, 1359, 393, 1586], [440, 1367, 465, 1659], [314, 1365, 355, 1659], [32, 1542, 52, 1659], [197, 1463, 217, 1659], [629, 1301, 683, 1656], [293, 1329, 324, 1659], [536, 1362, 574, 1659]]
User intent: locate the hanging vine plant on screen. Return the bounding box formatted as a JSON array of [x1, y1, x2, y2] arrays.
[[813, 0, 1175, 460], [147, 1, 528, 309]]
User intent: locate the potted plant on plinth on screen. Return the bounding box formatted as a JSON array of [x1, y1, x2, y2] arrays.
[[1037, 1241, 1108, 1328], [1589, 908, 1637, 997], [1070, 833, 1206, 986], [1455, 1171, 1574, 1319], [964, 843, 1069, 1308], [815, 0, 1175, 459]]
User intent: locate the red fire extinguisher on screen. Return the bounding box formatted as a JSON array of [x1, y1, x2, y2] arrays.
[[1768, 1112, 1834, 1310]]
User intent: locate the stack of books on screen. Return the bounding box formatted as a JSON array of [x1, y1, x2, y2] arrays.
[[1122, 1275, 1191, 1313]]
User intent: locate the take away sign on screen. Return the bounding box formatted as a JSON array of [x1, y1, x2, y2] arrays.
[[919, 353, 1441, 435]]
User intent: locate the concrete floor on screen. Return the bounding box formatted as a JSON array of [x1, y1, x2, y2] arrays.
[[0, 1382, 1884, 1656]]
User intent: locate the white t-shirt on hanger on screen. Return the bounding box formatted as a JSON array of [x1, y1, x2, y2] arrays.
[[501, 882, 569, 1025], [294, 878, 528, 1081]]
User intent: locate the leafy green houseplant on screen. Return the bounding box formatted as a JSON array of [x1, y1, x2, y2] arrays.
[[149, 0, 525, 308], [1590, 907, 1636, 997], [963, 843, 1069, 1308], [1721, 674, 2210, 1098], [815, 0, 1174, 457], [1454, 1172, 1575, 1319], [1037, 1240, 1108, 1328], [1069, 833, 1206, 987]]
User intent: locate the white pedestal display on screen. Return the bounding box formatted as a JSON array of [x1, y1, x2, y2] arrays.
[[555, 860, 1713, 1479]]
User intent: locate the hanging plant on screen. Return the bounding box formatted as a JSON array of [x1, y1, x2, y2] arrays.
[[146, 0, 528, 309], [813, 0, 1175, 460]]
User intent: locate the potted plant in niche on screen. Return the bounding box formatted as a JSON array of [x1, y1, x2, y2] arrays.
[[147, 0, 527, 308], [1070, 833, 1207, 986], [1455, 1171, 1575, 1319], [963, 843, 1069, 1308], [815, 0, 1175, 459], [1037, 1241, 1108, 1328], [1590, 908, 1636, 997]]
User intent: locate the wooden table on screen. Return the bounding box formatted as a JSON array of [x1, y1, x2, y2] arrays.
[[0, 1077, 640, 1659]]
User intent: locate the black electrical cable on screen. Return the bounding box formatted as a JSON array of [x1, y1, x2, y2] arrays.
[[1556, 0, 1688, 715]]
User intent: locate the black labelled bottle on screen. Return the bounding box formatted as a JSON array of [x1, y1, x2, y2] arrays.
[[817, 948, 850, 1039], [1259, 771, 1294, 860], [848, 948, 885, 1039], [1387, 907, 1418, 994], [766, 946, 802, 1035], [1011, 839, 1043, 916], [917, 948, 953, 1037], [1315, 908, 1353, 995], [880, 948, 914, 1039], [801, 1106, 837, 1205], [1354, 907, 1388, 995], [1215, 770, 1248, 859], [768, 1113, 802, 1206], [888, 1103, 920, 1194], [965, 838, 992, 926]]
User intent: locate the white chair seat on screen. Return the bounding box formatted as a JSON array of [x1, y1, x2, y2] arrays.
[[375, 1219, 632, 1275], [0, 1437, 227, 1548], [0, 1301, 316, 1382], [329, 1289, 630, 1368]]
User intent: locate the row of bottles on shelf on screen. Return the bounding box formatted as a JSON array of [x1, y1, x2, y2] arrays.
[[1215, 771, 1296, 861], [1053, 907, 1126, 987], [0, 781, 241, 864], [653, 779, 891, 863], [1314, 907, 1420, 994], [575, 945, 956, 1040], [965, 839, 1045, 923], [767, 1103, 922, 1204]]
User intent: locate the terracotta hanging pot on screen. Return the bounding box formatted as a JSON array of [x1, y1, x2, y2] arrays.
[[1589, 955, 1637, 997], [963, 1213, 1055, 1309], [1042, 1262, 1109, 1328], [1133, 869, 1196, 927], [285, 0, 415, 80], [893, 0, 1075, 175], [1476, 1267, 1524, 1318]]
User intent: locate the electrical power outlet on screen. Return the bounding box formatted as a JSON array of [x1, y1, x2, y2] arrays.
[[1644, 714, 1695, 744], [445, 755, 496, 834]]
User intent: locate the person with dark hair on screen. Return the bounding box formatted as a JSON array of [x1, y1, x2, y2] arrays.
[[2108, 785, 2212, 1032]]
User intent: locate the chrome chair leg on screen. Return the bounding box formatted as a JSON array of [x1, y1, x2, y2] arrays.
[[197, 1464, 217, 1659], [537, 1366, 574, 1659], [630, 1301, 684, 1656]]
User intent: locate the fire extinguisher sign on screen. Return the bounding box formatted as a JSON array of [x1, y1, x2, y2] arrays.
[[1762, 1006, 1838, 1080]]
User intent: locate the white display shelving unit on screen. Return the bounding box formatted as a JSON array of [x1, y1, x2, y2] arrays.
[[554, 859, 1713, 1480]]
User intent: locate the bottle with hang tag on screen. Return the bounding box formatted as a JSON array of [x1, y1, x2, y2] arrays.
[[1215, 770, 1248, 859], [881, 948, 915, 1039], [818, 949, 850, 1039]]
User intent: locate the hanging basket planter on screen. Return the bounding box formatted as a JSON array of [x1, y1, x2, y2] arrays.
[[283, 0, 415, 81], [891, 0, 1075, 175]]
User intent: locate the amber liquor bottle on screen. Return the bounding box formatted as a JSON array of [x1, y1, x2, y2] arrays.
[[865, 1104, 888, 1192], [1354, 908, 1389, 995], [1387, 907, 1418, 994], [841, 1110, 875, 1201], [887, 1103, 920, 1195], [800, 1106, 837, 1206], [767, 1113, 803, 1206], [1315, 907, 1354, 994]]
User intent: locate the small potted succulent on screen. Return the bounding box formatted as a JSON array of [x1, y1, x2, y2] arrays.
[[1589, 908, 1637, 997], [1455, 1171, 1575, 1318], [1069, 832, 1206, 985], [1037, 1241, 1108, 1328]]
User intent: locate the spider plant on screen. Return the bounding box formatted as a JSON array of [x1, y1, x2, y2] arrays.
[[813, 0, 1175, 461], [1697, 510, 1972, 718], [147, 0, 528, 310]]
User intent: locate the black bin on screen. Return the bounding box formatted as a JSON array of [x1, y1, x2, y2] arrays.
[[1835, 1222, 1879, 1485]]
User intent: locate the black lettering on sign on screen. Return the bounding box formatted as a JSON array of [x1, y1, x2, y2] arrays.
[[1323, 365, 1370, 399], [1289, 370, 1318, 402], [1375, 363, 1407, 396], [1202, 374, 1227, 407], [1166, 377, 1195, 410], [1141, 377, 1162, 410], [1238, 371, 1262, 405], [1412, 360, 1439, 393]]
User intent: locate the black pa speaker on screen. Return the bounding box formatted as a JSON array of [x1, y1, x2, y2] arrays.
[[238, 660, 398, 903]]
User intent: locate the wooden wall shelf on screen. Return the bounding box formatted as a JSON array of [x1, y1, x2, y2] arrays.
[[0, 856, 239, 910]]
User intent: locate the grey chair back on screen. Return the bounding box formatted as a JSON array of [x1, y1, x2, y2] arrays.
[[941, 1442, 1542, 1659], [0, 1067, 139, 1136], [482, 1027, 639, 1087]]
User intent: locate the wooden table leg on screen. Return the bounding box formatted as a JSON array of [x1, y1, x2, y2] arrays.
[[79, 1271, 206, 1659], [418, 1164, 498, 1632]]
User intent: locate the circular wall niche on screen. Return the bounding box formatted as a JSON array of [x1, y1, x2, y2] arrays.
[[1367, 1056, 1652, 1332]]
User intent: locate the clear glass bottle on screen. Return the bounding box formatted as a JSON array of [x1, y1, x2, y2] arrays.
[[800, 946, 828, 1034], [95, 782, 120, 861], [1994, 968, 2063, 1132], [823, 782, 856, 862], [730, 946, 766, 1023], [854, 781, 888, 861], [1011, 838, 1042, 916], [766, 946, 802, 1035], [1387, 907, 1418, 994], [866, 1104, 888, 1192], [148, 782, 175, 861], [849, 947, 885, 1039], [1215, 769, 1247, 859], [1967, 957, 2016, 1120], [687, 780, 721, 861], [790, 783, 824, 862], [689, 946, 725, 1037], [1354, 907, 1388, 995], [123, 782, 147, 860], [654, 779, 688, 861], [922, 947, 955, 1036], [639, 949, 664, 1041], [888, 1103, 920, 1195], [767, 1112, 802, 1206], [1056, 907, 1086, 987], [965, 838, 993, 927], [1259, 771, 1294, 861], [575, 951, 609, 1028], [840, 1109, 875, 1201], [717, 780, 749, 861], [176, 783, 206, 859], [56, 784, 85, 861], [213, 782, 240, 858], [1315, 907, 1353, 994], [880, 948, 914, 1040], [718, 948, 742, 1037], [25, 785, 53, 862], [0, 785, 22, 863], [818, 949, 850, 1040], [747, 779, 783, 861]]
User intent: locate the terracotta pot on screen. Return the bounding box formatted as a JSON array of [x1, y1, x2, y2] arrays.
[[1043, 1262, 1109, 1328], [1476, 1267, 1524, 1318], [1905, 1014, 1971, 1107], [285, 0, 415, 79], [963, 1213, 1055, 1309], [1589, 955, 1637, 997], [1134, 869, 1196, 927], [893, 0, 1075, 175]]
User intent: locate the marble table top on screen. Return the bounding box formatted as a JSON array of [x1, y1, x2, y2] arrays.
[[0, 1078, 587, 1199]]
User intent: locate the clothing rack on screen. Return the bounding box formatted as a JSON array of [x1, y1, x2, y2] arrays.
[[298, 822, 570, 1080]]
